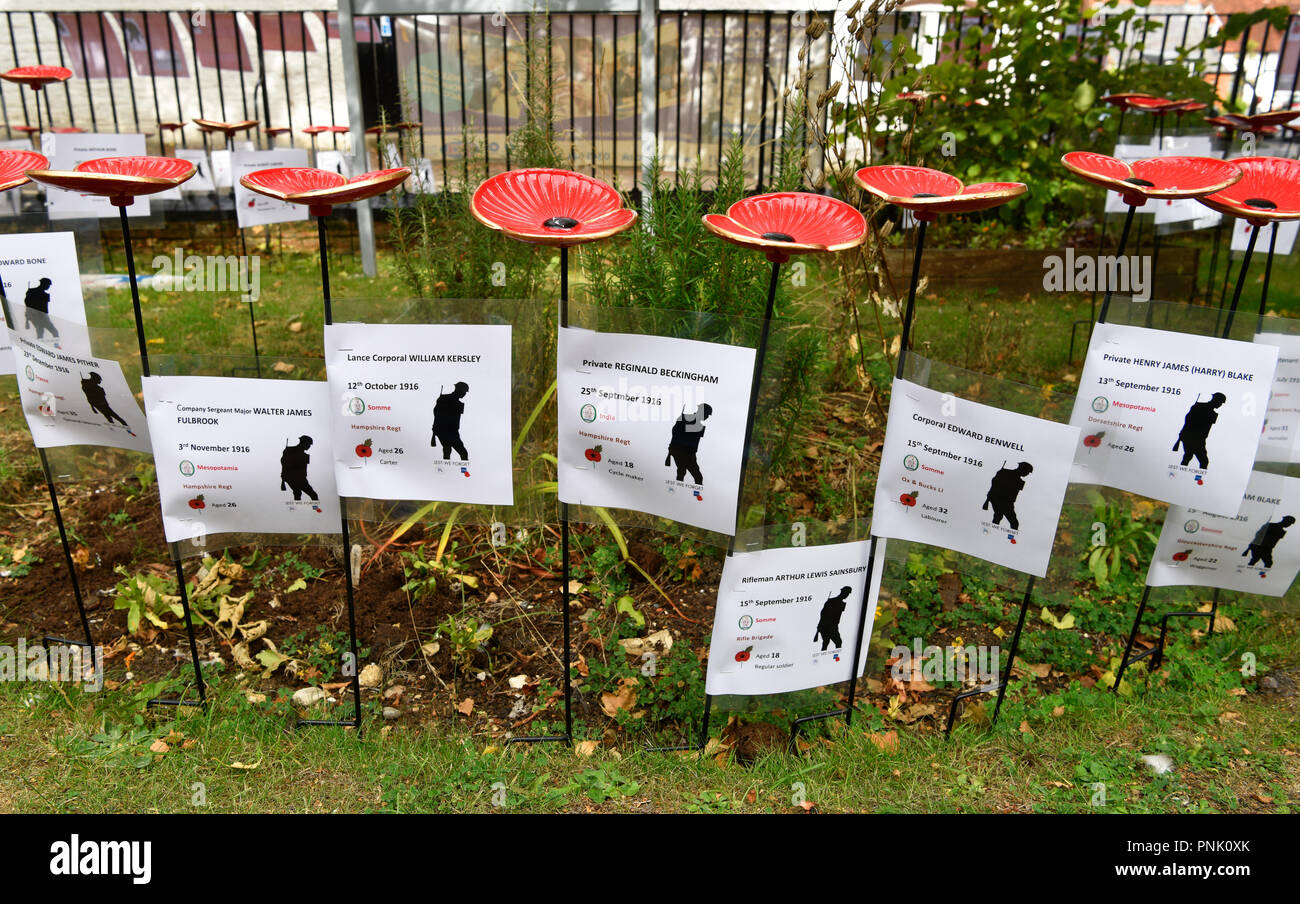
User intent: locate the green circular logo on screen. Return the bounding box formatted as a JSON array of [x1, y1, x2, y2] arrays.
[[179, 460, 195, 477], [346, 396, 365, 416], [579, 403, 597, 423], [903, 454, 919, 471], [738, 615, 753, 630], [24, 365, 34, 381], [1183, 519, 1200, 534], [1092, 396, 1109, 413]]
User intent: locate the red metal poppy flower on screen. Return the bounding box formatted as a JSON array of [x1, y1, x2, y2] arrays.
[[302, 125, 330, 136], [1060, 151, 1241, 207], [854, 165, 1027, 221], [1221, 110, 1300, 133], [1197, 157, 1300, 227], [1, 66, 72, 90], [13, 125, 39, 135], [0, 148, 47, 192], [192, 118, 258, 137], [1126, 96, 1189, 114], [1100, 92, 1159, 111], [159, 121, 186, 131], [327, 126, 350, 134], [50, 127, 82, 134], [702, 192, 867, 263], [471, 168, 637, 247], [240, 166, 411, 216], [264, 126, 290, 136], [25, 155, 196, 206]]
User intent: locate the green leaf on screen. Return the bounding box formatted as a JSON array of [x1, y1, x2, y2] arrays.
[[1071, 80, 1095, 113], [1040, 607, 1076, 630], [616, 595, 645, 628], [285, 578, 307, 593]]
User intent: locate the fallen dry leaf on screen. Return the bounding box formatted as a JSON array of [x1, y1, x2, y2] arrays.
[[600, 677, 639, 718], [149, 739, 169, 754], [457, 698, 474, 716], [574, 740, 599, 757]]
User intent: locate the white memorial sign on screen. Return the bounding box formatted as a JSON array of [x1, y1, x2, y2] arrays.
[[872, 380, 1078, 576], [705, 539, 886, 696], [1070, 322, 1278, 515], [143, 375, 341, 543], [1148, 470, 1300, 596], [557, 326, 755, 535], [324, 322, 514, 504]]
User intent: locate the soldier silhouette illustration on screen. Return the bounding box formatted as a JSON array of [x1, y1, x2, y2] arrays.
[[666, 403, 712, 484], [814, 586, 852, 651], [280, 435, 319, 501], [983, 461, 1034, 530], [23, 277, 58, 341], [79, 371, 129, 427], [431, 381, 469, 460], [1174, 392, 1227, 469], [1244, 515, 1295, 568]]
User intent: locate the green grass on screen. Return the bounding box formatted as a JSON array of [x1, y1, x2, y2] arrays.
[[0, 602, 1294, 814]]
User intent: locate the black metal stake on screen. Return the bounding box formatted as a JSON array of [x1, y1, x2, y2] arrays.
[[1097, 204, 1136, 324], [1115, 586, 1221, 690], [945, 576, 1034, 735], [35, 448, 97, 672], [510, 244, 575, 746], [147, 545, 207, 708], [1113, 586, 1152, 691], [1256, 221, 1280, 333], [653, 258, 784, 754], [299, 214, 363, 730], [1220, 222, 1260, 338], [119, 203, 208, 709]]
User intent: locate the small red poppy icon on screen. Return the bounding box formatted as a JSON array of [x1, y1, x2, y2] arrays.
[[25, 155, 196, 207], [240, 166, 412, 216], [0, 148, 48, 192], [471, 168, 637, 246], [702, 191, 867, 262], [1196, 156, 1300, 227], [1, 65, 72, 90], [854, 165, 1027, 221], [1060, 151, 1241, 207]]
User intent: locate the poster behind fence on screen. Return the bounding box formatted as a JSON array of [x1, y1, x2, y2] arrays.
[[1147, 470, 1300, 596], [143, 375, 340, 543], [324, 322, 514, 504], [11, 326, 151, 453], [233, 149, 311, 228], [153, 149, 216, 200], [872, 380, 1078, 577], [1254, 331, 1300, 463], [40, 132, 150, 220], [557, 326, 755, 535], [705, 539, 885, 696], [1070, 322, 1278, 515], [1231, 219, 1298, 256], [0, 232, 91, 376]]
